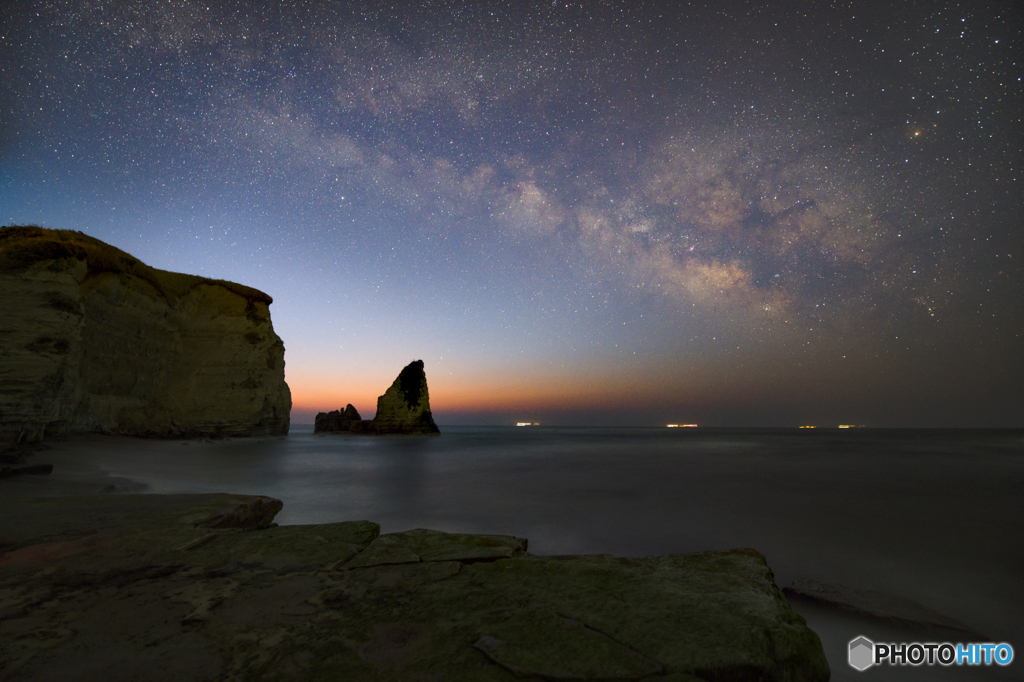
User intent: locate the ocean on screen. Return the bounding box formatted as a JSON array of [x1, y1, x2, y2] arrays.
[[6, 426, 1022, 680]]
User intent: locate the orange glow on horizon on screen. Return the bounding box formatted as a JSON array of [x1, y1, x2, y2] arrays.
[[287, 375, 389, 417], [287, 364, 685, 417], [285, 352, 821, 421]]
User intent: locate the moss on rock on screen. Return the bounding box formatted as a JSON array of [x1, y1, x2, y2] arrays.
[[0, 494, 829, 681]]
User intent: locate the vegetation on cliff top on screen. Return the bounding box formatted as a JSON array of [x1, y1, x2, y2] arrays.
[[0, 225, 272, 306]]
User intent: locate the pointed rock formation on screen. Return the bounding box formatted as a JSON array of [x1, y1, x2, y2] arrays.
[[317, 360, 439, 435], [313, 404, 361, 433], [366, 360, 440, 434], [0, 225, 291, 448]]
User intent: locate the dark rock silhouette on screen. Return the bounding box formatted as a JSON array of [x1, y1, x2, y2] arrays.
[[313, 404, 361, 433], [365, 359, 440, 434], [316, 360, 440, 435]]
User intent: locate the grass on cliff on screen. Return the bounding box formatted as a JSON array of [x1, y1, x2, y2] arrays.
[[0, 225, 272, 307]]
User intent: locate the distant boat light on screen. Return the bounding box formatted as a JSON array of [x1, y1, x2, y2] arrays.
[[666, 424, 697, 428], [516, 422, 540, 427], [799, 425, 816, 429]]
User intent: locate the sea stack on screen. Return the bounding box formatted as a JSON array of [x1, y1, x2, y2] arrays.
[[367, 359, 440, 434], [313, 404, 361, 433], [316, 360, 440, 435], [0, 226, 291, 448]]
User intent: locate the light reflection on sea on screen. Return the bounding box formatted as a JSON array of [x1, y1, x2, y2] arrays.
[[6, 426, 1022, 681]]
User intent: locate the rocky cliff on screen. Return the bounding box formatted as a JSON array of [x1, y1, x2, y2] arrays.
[[316, 360, 440, 435], [0, 226, 291, 447]]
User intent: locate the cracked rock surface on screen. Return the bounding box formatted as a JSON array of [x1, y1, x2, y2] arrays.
[[0, 493, 829, 681]]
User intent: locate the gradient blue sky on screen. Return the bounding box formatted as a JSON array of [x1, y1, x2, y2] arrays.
[[2, 1, 1021, 426]]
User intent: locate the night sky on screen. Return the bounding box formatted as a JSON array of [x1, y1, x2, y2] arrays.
[[2, 1, 1021, 427]]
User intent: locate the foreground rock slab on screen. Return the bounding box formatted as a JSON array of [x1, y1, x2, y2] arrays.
[[0, 494, 828, 681]]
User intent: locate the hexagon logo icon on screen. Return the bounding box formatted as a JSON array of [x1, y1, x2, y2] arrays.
[[849, 636, 875, 671]]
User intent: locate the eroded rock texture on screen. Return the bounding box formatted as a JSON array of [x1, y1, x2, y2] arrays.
[[0, 493, 830, 681], [0, 226, 291, 447], [367, 359, 439, 434]]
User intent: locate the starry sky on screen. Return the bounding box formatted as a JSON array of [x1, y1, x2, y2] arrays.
[[2, 1, 1021, 427]]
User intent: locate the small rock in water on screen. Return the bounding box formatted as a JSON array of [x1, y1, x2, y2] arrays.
[[315, 360, 440, 435]]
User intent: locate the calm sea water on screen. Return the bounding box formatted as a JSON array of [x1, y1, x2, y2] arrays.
[[9, 426, 1023, 680]]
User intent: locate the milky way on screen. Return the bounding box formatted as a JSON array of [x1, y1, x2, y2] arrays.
[[2, 1, 1020, 425]]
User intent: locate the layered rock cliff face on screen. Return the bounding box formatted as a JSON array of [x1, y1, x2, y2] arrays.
[[0, 226, 291, 447], [316, 360, 440, 435]]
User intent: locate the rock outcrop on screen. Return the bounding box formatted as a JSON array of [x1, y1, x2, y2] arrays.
[[0, 226, 291, 447], [313, 404, 361, 433], [783, 579, 986, 637], [0, 493, 830, 681], [316, 360, 440, 435]]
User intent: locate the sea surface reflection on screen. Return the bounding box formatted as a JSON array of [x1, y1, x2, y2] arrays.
[[8, 426, 1022, 680]]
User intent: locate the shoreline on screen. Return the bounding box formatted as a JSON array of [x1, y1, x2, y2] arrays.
[[3, 432, 1019, 680], [1, 492, 831, 680]]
